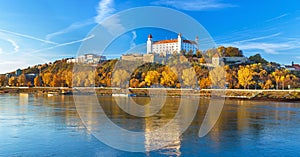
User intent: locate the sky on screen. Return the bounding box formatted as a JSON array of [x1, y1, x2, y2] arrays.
[[0, 0, 300, 73]]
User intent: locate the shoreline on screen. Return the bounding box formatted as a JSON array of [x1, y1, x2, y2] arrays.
[[1, 87, 300, 102]]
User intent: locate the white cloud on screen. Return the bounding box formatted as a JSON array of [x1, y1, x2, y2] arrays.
[[222, 32, 300, 55], [152, 0, 236, 11], [130, 31, 137, 49], [236, 33, 281, 43], [32, 35, 95, 54], [46, 19, 94, 41], [0, 48, 3, 54], [266, 13, 289, 22], [7, 39, 20, 52], [224, 41, 300, 55], [0, 28, 57, 45], [46, 0, 116, 40], [95, 0, 115, 24], [296, 56, 300, 59], [100, 15, 125, 36]]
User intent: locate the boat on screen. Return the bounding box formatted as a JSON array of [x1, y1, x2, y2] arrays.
[[112, 93, 136, 97], [47, 92, 59, 97]]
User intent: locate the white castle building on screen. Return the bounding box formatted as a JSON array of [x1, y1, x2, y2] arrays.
[[147, 33, 199, 55]]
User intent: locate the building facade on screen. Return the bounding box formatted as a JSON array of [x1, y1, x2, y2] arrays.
[[67, 54, 107, 64], [147, 33, 199, 55]]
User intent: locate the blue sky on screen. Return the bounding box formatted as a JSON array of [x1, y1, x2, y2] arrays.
[[0, 0, 300, 73]]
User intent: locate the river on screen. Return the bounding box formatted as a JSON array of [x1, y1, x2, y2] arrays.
[[0, 93, 300, 156]]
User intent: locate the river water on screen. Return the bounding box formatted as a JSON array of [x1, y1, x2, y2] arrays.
[[0, 93, 300, 156]]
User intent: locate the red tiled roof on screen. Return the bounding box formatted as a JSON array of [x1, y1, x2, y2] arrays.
[[153, 39, 178, 44], [183, 39, 197, 44], [153, 39, 197, 45]]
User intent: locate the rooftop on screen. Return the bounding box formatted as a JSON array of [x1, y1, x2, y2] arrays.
[[153, 39, 197, 45]]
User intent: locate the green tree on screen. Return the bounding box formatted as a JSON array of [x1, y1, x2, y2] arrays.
[[249, 54, 268, 64]]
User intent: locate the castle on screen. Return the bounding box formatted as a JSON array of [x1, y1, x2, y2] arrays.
[[121, 33, 199, 63], [147, 33, 199, 55]]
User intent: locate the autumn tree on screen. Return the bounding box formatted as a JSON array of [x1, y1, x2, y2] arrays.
[[272, 69, 284, 90], [42, 72, 53, 87], [129, 78, 139, 88], [112, 69, 130, 87], [145, 71, 160, 87], [160, 67, 178, 87], [0, 75, 6, 86], [238, 65, 255, 89], [8, 76, 18, 86], [50, 74, 62, 87], [18, 74, 26, 86], [196, 50, 202, 58], [181, 67, 196, 88], [210, 66, 226, 88], [34, 76, 42, 87], [225, 65, 238, 89], [62, 71, 72, 87], [261, 79, 273, 89], [199, 58, 206, 64], [199, 77, 211, 89]]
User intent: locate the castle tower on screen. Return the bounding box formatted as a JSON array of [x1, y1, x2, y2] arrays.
[[177, 33, 182, 53], [147, 34, 153, 54]]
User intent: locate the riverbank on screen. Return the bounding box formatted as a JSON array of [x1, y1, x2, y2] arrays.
[[1, 87, 300, 101]]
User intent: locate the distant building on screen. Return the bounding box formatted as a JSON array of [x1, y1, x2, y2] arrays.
[[121, 33, 199, 63], [284, 62, 300, 71], [15, 69, 22, 76], [212, 53, 248, 66], [147, 33, 199, 55], [67, 54, 107, 64]]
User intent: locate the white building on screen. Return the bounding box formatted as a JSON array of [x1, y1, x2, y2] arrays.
[[212, 53, 248, 66], [67, 54, 107, 64], [147, 33, 199, 55]]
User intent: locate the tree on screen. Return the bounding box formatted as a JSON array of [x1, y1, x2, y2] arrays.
[[181, 67, 196, 88], [129, 78, 139, 88], [160, 67, 178, 87], [225, 65, 238, 89], [249, 54, 268, 64], [196, 50, 202, 58], [210, 66, 226, 88], [238, 65, 255, 89], [145, 71, 160, 86], [34, 76, 42, 87], [8, 76, 18, 86], [271, 69, 286, 90], [62, 71, 72, 87], [262, 79, 273, 89], [50, 74, 62, 87], [112, 69, 130, 87], [225, 46, 243, 57], [199, 77, 211, 89], [199, 58, 206, 64], [42, 72, 53, 87], [0, 75, 6, 86], [18, 74, 26, 86]]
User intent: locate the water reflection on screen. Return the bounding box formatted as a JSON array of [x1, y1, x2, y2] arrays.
[[0, 94, 300, 156]]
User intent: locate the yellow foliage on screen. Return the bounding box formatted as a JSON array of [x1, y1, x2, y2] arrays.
[[238, 65, 255, 89], [181, 67, 196, 87], [160, 67, 178, 87], [145, 71, 160, 86]]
